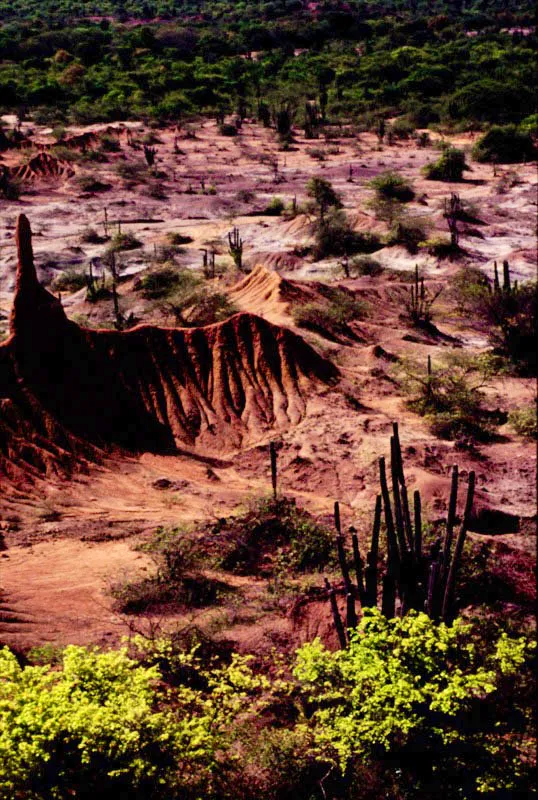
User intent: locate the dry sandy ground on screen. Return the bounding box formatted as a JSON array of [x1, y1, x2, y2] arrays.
[[0, 118, 536, 653]]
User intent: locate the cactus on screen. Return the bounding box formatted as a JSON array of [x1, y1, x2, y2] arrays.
[[443, 192, 461, 249], [502, 260, 511, 293], [324, 577, 346, 649], [143, 144, 156, 168], [493, 261, 500, 292], [326, 424, 476, 647], [228, 227, 244, 271], [270, 441, 278, 500], [406, 265, 442, 326]]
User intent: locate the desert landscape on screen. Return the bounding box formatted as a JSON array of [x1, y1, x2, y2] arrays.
[[0, 0, 536, 796], [1, 115, 535, 653]]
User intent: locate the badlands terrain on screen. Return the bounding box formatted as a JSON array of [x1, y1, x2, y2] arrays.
[[0, 116, 536, 654]]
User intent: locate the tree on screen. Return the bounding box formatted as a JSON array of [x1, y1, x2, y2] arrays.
[[306, 176, 342, 220], [472, 125, 537, 164], [424, 147, 468, 182], [294, 610, 535, 797]]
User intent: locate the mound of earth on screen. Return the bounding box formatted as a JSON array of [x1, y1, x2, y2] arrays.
[[229, 263, 316, 324], [0, 216, 338, 485], [9, 152, 75, 182]]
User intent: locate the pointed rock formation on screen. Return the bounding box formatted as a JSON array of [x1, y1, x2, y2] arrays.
[[0, 216, 338, 484]]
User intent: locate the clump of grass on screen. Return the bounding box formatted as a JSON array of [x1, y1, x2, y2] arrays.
[[264, 196, 285, 216], [350, 256, 384, 277], [167, 232, 193, 245], [139, 266, 197, 299], [76, 174, 111, 193], [80, 226, 106, 244], [292, 287, 366, 339], [111, 528, 228, 614], [108, 231, 142, 252], [508, 406, 537, 439], [51, 268, 87, 292], [217, 497, 334, 575], [368, 171, 415, 202]]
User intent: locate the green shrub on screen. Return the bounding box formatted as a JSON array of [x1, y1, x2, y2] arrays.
[[368, 170, 415, 202], [108, 231, 142, 252], [218, 497, 333, 575], [314, 208, 381, 259], [350, 256, 384, 277], [264, 196, 285, 216], [306, 176, 342, 217], [0, 642, 270, 800], [180, 291, 238, 327], [292, 288, 366, 339], [77, 174, 111, 193], [419, 235, 455, 258], [402, 352, 500, 441], [167, 232, 193, 245], [139, 267, 198, 299], [454, 268, 536, 375], [389, 117, 415, 140], [0, 171, 21, 200], [51, 268, 87, 292], [472, 125, 537, 164], [0, 645, 180, 799], [219, 123, 238, 136], [423, 147, 468, 181], [388, 216, 428, 254], [508, 406, 537, 439], [295, 609, 535, 796], [111, 528, 225, 614], [80, 226, 105, 244], [116, 161, 147, 183]]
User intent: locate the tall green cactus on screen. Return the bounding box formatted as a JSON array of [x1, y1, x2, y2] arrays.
[[327, 424, 475, 647], [228, 227, 244, 271]]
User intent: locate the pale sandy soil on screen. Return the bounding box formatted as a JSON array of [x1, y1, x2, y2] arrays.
[[0, 118, 535, 653]]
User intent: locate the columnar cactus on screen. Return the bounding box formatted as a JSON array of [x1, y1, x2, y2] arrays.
[[327, 423, 476, 646], [228, 227, 244, 271]]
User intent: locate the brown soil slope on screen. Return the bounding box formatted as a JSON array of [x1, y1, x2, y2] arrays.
[[8, 152, 75, 182], [0, 216, 337, 484]]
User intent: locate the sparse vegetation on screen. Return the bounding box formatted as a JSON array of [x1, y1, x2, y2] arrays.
[[108, 231, 142, 252], [424, 147, 468, 182], [292, 287, 366, 339], [368, 171, 415, 202], [402, 353, 498, 442], [51, 268, 87, 293], [508, 406, 537, 439], [473, 125, 536, 164]]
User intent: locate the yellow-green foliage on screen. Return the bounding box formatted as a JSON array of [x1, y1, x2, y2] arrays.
[[0, 643, 269, 799], [293, 609, 533, 793]]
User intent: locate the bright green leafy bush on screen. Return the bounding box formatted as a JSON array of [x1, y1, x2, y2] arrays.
[[294, 609, 535, 796], [473, 125, 537, 164]]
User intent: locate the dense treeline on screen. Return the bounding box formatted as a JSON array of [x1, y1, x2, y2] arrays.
[[0, 0, 535, 126]]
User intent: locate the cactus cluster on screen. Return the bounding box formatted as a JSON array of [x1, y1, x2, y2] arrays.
[[492, 259, 517, 294], [200, 248, 216, 279], [443, 192, 461, 248], [143, 144, 156, 168], [326, 422, 475, 647], [406, 264, 442, 326], [228, 227, 244, 271]]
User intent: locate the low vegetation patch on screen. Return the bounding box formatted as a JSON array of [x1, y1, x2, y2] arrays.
[[51, 268, 87, 293], [472, 125, 536, 164], [108, 231, 142, 252], [216, 496, 334, 575], [292, 287, 367, 339], [423, 147, 468, 182], [368, 170, 415, 202], [508, 406, 537, 440], [401, 352, 500, 442]]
